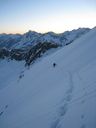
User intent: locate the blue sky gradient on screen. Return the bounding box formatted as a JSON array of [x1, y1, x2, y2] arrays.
[[0, 0, 96, 33]]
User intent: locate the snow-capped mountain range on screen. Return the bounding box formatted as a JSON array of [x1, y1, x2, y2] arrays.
[[0, 27, 96, 128], [0, 28, 91, 65], [0, 28, 90, 49]]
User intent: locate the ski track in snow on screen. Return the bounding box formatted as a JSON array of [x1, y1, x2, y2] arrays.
[[0, 105, 8, 117], [51, 66, 96, 128], [51, 71, 74, 128]]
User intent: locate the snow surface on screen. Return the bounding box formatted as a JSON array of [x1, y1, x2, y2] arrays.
[[0, 28, 96, 128], [0, 59, 25, 90]]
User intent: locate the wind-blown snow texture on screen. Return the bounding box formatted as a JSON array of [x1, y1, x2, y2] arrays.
[[0, 28, 96, 128]]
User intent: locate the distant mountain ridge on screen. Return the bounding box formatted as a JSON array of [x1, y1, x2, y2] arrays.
[[0, 28, 91, 65], [0, 28, 90, 49]]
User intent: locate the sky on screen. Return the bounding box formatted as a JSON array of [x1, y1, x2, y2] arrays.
[[0, 0, 96, 34]]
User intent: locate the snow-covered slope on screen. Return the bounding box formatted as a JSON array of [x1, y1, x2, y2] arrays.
[[0, 59, 25, 90], [0, 28, 96, 128]]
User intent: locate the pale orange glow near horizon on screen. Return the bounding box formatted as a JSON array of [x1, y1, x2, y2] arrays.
[[0, 0, 96, 34]]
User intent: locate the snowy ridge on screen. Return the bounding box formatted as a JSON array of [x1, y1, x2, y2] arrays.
[[0, 28, 90, 49], [0, 28, 90, 66], [0, 34, 22, 49], [0, 28, 96, 128]]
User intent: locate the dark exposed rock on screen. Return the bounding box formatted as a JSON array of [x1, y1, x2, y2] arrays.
[[0, 48, 10, 59], [25, 42, 59, 66], [0, 42, 59, 66]]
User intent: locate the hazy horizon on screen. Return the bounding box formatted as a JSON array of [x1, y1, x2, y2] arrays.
[[0, 26, 95, 35], [0, 0, 96, 34]]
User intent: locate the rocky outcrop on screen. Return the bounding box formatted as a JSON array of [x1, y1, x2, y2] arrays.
[[0, 42, 59, 66]]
